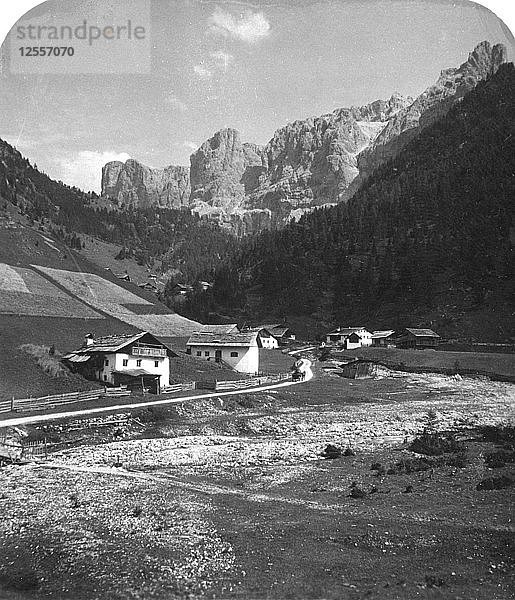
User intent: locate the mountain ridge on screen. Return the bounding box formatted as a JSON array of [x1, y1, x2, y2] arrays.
[[101, 41, 507, 233]]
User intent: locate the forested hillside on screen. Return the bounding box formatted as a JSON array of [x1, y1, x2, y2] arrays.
[[0, 142, 236, 284], [205, 64, 515, 340]]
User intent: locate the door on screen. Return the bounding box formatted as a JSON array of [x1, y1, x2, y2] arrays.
[[215, 350, 222, 363]]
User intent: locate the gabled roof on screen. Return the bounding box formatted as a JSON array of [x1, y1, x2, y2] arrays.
[[112, 369, 158, 378], [371, 330, 396, 339], [187, 331, 259, 347], [404, 328, 440, 338], [200, 323, 239, 334], [69, 331, 171, 355], [268, 326, 291, 337], [328, 327, 368, 336]]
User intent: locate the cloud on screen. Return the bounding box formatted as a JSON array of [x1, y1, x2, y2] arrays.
[[58, 150, 131, 192], [183, 141, 198, 152], [210, 50, 234, 72], [208, 7, 271, 43], [165, 94, 188, 112], [193, 63, 213, 80]]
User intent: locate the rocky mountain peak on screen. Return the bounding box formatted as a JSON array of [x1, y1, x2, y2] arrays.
[[101, 158, 190, 209]]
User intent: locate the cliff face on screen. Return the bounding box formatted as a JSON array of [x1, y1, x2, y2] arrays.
[[189, 128, 265, 209], [100, 41, 507, 234], [354, 41, 508, 189], [101, 159, 190, 209]]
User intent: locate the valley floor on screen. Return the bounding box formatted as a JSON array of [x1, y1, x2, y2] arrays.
[[0, 366, 514, 599]]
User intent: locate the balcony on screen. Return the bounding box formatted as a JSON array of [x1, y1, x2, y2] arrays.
[[132, 346, 167, 358]]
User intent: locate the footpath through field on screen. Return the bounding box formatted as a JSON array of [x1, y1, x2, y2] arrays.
[[0, 365, 313, 428]]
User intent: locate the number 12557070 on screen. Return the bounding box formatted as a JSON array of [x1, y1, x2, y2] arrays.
[[19, 47, 75, 57]]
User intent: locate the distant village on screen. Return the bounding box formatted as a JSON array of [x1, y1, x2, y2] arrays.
[[62, 319, 440, 395]]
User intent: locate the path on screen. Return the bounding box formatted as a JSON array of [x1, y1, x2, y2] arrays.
[[0, 365, 313, 428]]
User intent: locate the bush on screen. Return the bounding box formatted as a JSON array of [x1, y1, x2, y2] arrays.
[[371, 462, 386, 475], [343, 448, 356, 457], [349, 486, 367, 499], [484, 449, 515, 468], [476, 475, 513, 491], [389, 456, 439, 474], [409, 431, 464, 456], [478, 425, 515, 445], [320, 444, 342, 459], [445, 452, 469, 468], [0, 569, 39, 591], [19, 343, 69, 378]]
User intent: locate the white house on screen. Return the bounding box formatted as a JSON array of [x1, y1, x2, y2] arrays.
[[63, 331, 173, 393], [246, 327, 279, 349], [186, 331, 260, 374], [326, 327, 372, 349]]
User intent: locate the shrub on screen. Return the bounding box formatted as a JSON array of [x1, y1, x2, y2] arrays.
[[476, 475, 513, 491], [320, 444, 342, 459], [389, 457, 439, 474], [371, 462, 386, 476], [19, 343, 69, 378], [343, 448, 356, 457], [446, 452, 469, 468], [409, 431, 464, 456], [478, 425, 515, 445], [485, 450, 515, 468], [0, 569, 39, 591], [349, 486, 367, 498]]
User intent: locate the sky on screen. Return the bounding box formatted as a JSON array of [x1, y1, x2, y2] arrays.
[[0, 0, 513, 192]]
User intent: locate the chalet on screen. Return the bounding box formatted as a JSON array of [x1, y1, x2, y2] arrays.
[[371, 330, 396, 347], [137, 282, 158, 292], [326, 327, 372, 349], [171, 283, 193, 296], [261, 324, 296, 346], [63, 331, 173, 393], [395, 328, 440, 349], [245, 327, 279, 349], [186, 331, 260, 374]]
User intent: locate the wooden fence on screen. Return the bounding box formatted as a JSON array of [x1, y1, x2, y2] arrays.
[[0, 386, 130, 415], [0, 372, 294, 417], [215, 372, 291, 391]]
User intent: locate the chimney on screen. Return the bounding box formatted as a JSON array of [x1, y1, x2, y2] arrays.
[[84, 333, 94, 347]]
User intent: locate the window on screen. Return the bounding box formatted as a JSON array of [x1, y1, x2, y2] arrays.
[[186, 348, 191, 355], [104, 359, 109, 366], [136, 359, 142, 367], [154, 361, 159, 368], [230, 351, 239, 357], [196, 351, 202, 356], [123, 359, 128, 367], [205, 351, 210, 357], [103, 375, 107, 381]]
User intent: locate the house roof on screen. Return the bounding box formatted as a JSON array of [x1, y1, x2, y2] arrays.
[[187, 331, 259, 347], [268, 326, 291, 337], [69, 331, 171, 355], [199, 323, 239, 334], [112, 369, 159, 378], [404, 328, 440, 338], [62, 353, 91, 363], [328, 327, 367, 336], [371, 330, 396, 339]]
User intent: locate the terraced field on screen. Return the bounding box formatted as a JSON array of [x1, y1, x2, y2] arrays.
[[0, 263, 101, 319], [32, 265, 201, 336]]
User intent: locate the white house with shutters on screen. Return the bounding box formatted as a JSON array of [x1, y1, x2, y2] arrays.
[[326, 326, 372, 349], [186, 331, 260, 374], [63, 331, 173, 393]]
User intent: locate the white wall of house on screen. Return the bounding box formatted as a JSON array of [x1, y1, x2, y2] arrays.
[[95, 352, 170, 387], [188, 344, 259, 374], [259, 334, 278, 349]]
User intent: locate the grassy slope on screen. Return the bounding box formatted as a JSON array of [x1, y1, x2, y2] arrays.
[[0, 223, 205, 399]]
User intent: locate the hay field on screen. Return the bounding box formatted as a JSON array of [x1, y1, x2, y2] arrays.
[[0, 263, 101, 319], [33, 265, 201, 335]]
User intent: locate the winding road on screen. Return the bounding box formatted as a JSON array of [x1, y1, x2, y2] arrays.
[[0, 362, 313, 428]]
